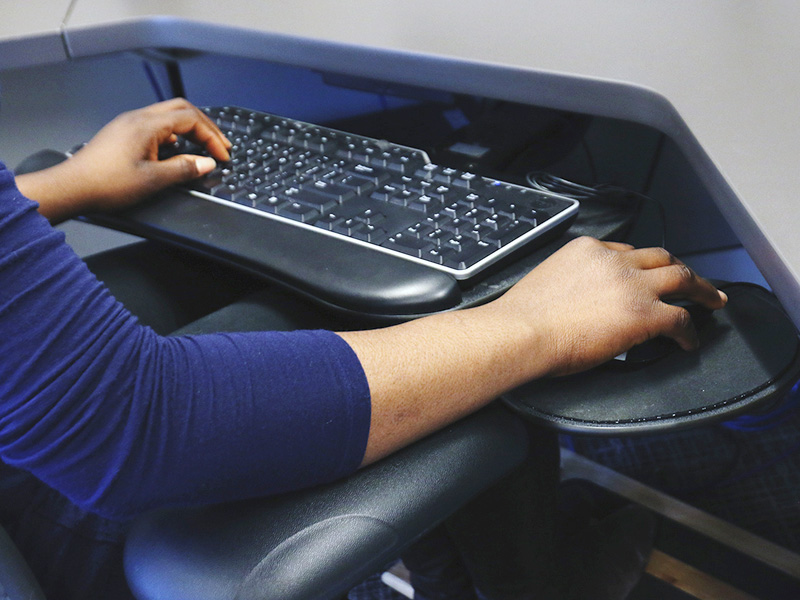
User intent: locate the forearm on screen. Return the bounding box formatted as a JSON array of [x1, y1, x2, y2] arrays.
[[341, 302, 547, 466], [345, 237, 728, 467]]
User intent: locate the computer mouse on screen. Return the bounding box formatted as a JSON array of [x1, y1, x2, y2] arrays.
[[610, 303, 715, 367]]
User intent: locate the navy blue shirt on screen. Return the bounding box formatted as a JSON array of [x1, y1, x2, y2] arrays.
[[0, 164, 371, 520]]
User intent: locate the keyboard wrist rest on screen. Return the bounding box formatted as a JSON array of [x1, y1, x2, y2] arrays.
[[84, 189, 462, 317]]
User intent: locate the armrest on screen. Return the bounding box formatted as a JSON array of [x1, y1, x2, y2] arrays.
[[124, 404, 529, 600]]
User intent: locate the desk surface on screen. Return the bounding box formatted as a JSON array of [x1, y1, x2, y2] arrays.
[[5, 1, 800, 325]]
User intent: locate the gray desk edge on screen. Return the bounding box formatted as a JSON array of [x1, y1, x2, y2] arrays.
[[0, 31, 68, 69]]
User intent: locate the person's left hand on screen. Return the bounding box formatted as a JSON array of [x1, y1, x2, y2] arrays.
[[18, 99, 231, 223]]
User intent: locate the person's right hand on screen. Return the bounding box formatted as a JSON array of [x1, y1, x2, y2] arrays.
[[491, 236, 727, 377]]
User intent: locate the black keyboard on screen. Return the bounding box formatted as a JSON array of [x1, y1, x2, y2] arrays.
[[175, 106, 579, 281]]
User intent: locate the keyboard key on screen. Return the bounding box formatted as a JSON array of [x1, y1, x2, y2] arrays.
[[483, 221, 534, 247], [254, 195, 289, 213], [460, 242, 497, 269], [424, 228, 451, 245], [290, 187, 340, 212], [350, 224, 388, 244], [383, 234, 434, 258], [313, 213, 344, 230], [277, 202, 318, 223], [441, 240, 495, 269], [335, 173, 378, 194]]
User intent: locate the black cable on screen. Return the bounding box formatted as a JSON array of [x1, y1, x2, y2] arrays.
[[142, 60, 167, 103], [580, 137, 598, 183], [642, 132, 666, 196]]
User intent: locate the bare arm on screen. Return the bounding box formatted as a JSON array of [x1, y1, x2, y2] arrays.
[[16, 99, 230, 224], [342, 237, 727, 466]]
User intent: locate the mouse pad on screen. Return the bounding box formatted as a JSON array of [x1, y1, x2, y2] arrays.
[[502, 283, 800, 434]]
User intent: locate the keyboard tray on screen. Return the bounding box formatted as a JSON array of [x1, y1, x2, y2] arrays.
[[20, 148, 639, 318], [85, 180, 642, 319], [84, 175, 643, 319]]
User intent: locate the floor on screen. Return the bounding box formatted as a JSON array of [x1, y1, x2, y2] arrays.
[[564, 386, 800, 600]]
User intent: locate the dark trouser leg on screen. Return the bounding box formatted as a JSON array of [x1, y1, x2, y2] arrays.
[[0, 462, 135, 600], [401, 526, 478, 600]]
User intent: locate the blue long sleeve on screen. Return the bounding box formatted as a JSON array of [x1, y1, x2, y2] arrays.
[[0, 164, 371, 520]]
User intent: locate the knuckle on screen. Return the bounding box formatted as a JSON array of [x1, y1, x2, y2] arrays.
[[650, 246, 674, 264], [162, 97, 191, 110], [661, 247, 675, 262], [177, 155, 200, 178], [671, 263, 696, 284], [566, 236, 595, 252], [673, 305, 693, 330], [112, 108, 140, 126], [575, 236, 599, 251]]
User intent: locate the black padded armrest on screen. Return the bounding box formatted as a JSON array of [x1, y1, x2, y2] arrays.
[[124, 404, 530, 600]]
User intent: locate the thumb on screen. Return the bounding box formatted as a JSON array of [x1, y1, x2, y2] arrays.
[[148, 154, 217, 187]]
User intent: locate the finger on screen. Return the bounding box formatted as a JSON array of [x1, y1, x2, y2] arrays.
[[144, 98, 193, 113], [182, 103, 233, 151], [176, 108, 232, 158], [645, 262, 727, 309], [617, 246, 727, 308], [144, 99, 232, 155], [153, 108, 231, 162], [184, 121, 231, 162], [145, 98, 226, 144], [655, 302, 700, 351]]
